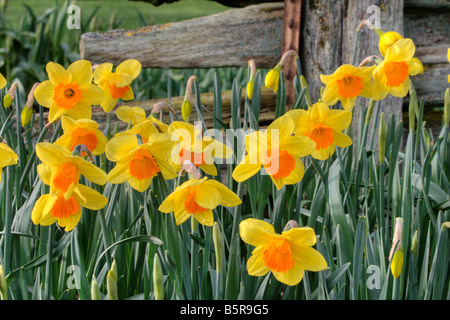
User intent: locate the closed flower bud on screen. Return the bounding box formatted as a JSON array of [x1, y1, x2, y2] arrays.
[[411, 230, 418, 256], [3, 94, 12, 109], [21, 105, 33, 127], [91, 275, 101, 300], [153, 253, 164, 300], [390, 249, 404, 279], [212, 221, 223, 274], [379, 31, 403, 57], [107, 260, 118, 300], [247, 59, 256, 100], [246, 80, 254, 100], [265, 64, 281, 93], [181, 98, 192, 122]]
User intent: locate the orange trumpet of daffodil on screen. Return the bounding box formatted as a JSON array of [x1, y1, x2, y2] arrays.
[[285, 102, 352, 160], [232, 115, 315, 190], [158, 177, 241, 226], [33, 60, 105, 123], [93, 59, 142, 113], [239, 218, 327, 286], [320, 64, 375, 111], [105, 133, 177, 192], [54, 115, 108, 156]]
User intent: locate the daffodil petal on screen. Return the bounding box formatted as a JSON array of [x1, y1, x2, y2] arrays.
[[239, 218, 276, 247]]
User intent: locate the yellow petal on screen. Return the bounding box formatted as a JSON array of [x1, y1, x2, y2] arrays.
[[35, 142, 69, 166], [0, 143, 18, 167], [322, 109, 352, 132], [281, 158, 305, 185], [68, 60, 93, 85], [231, 154, 261, 182], [272, 265, 305, 286], [78, 83, 106, 106], [33, 80, 55, 108], [73, 184, 108, 210], [204, 179, 242, 207], [31, 194, 50, 225], [36, 163, 52, 185], [239, 218, 276, 248], [283, 227, 318, 247], [72, 157, 107, 185], [116, 59, 142, 80], [332, 130, 353, 148], [105, 135, 138, 162], [192, 209, 214, 226], [246, 246, 270, 276], [107, 161, 131, 184], [192, 183, 222, 209], [46, 62, 71, 85], [93, 63, 113, 84], [128, 176, 154, 192], [0, 72, 6, 89], [291, 246, 327, 272]]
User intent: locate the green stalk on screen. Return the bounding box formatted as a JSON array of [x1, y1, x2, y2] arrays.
[[44, 224, 53, 300]]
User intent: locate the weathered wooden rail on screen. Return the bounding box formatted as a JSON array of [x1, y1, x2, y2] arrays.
[[80, 0, 450, 137]]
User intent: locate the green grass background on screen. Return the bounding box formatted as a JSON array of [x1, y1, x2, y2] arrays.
[[6, 0, 230, 30]]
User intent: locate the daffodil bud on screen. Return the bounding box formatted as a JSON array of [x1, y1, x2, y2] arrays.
[[444, 88, 450, 128], [390, 249, 404, 279], [365, 99, 376, 126], [265, 64, 281, 93], [107, 260, 118, 300], [21, 105, 33, 127], [389, 217, 403, 261], [181, 98, 192, 122], [3, 94, 12, 109], [153, 253, 164, 300], [378, 31, 403, 57], [212, 221, 223, 274], [378, 112, 386, 163], [91, 275, 101, 300], [411, 230, 418, 256], [0, 265, 7, 300], [247, 60, 256, 100]]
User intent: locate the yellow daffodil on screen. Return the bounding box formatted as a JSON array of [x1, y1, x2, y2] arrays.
[[378, 31, 403, 57], [286, 102, 352, 160], [34, 60, 105, 123], [168, 121, 233, 176], [0, 72, 6, 90], [320, 64, 375, 111], [31, 184, 108, 232], [54, 115, 107, 156], [239, 218, 327, 286], [232, 115, 315, 190], [158, 177, 241, 226], [105, 134, 177, 192], [372, 38, 423, 101], [93, 59, 142, 113], [36, 142, 107, 200], [265, 64, 281, 93], [0, 142, 18, 183]]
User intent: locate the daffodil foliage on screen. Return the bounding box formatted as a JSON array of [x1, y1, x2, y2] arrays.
[[0, 28, 449, 302]]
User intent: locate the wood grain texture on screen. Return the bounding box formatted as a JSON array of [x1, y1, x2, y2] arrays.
[[80, 3, 284, 69]]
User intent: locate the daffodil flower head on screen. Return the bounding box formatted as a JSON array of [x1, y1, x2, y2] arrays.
[[372, 38, 423, 101], [35, 142, 107, 200], [378, 31, 403, 57], [158, 177, 241, 226], [34, 60, 105, 123], [168, 121, 233, 176], [239, 218, 327, 286], [54, 115, 108, 156], [232, 115, 316, 190], [285, 102, 353, 160], [320, 64, 375, 111], [0, 141, 18, 183], [31, 184, 108, 232], [93, 59, 142, 113], [105, 134, 177, 192]]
